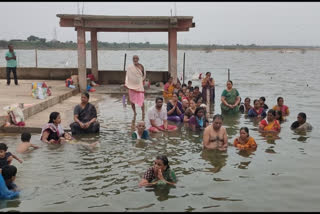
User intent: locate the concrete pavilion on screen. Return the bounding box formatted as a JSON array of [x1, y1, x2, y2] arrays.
[[56, 14, 195, 91]]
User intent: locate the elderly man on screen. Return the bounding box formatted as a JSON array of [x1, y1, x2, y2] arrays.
[[125, 55, 145, 115], [145, 97, 177, 133], [203, 114, 228, 151]]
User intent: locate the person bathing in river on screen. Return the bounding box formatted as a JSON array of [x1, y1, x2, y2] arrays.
[[41, 112, 70, 144], [233, 127, 257, 151], [70, 92, 100, 135], [188, 107, 209, 131], [166, 93, 184, 123], [248, 99, 266, 119], [16, 132, 39, 154], [183, 99, 197, 123], [146, 97, 177, 133], [291, 112, 312, 131], [239, 97, 252, 114], [192, 86, 202, 103], [0, 143, 22, 168], [275, 110, 285, 123], [124, 55, 146, 115], [187, 80, 193, 91], [132, 121, 150, 140], [139, 155, 177, 187], [259, 109, 281, 134], [163, 77, 174, 100], [259, 96, 269, 110], [202, 114, 228, 151], [221, 80, 240, 114], [201, 72, 215, 104], [272, 97, 289, 117]]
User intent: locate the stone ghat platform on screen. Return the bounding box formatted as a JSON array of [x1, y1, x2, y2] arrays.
[[0, 80, 163, 134]]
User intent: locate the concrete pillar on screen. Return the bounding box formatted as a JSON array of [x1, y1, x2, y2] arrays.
[[90, 30, 98, 81], [77, 27, 87, 92], [168, 29, 177, 83]]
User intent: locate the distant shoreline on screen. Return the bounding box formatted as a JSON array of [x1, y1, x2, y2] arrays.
[[0, 47, 319, 51]]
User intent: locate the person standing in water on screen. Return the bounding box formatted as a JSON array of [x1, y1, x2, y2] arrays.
[[125, 55, 146, 115], [203, 114, 228, 151]]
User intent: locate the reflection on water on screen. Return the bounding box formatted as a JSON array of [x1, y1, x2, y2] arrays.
[[201, 149, 228, 173]]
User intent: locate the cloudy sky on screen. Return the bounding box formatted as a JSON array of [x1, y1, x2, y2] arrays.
[[1, 2, 320, 46]]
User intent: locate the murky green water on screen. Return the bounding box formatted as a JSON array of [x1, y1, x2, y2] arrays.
[[0, 50, 319, 211]]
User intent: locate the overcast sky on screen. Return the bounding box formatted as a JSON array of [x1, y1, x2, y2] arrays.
[[1, 2, 320, 46]]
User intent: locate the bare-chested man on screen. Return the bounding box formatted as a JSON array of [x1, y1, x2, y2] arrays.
[[203, 114, 228, 151]]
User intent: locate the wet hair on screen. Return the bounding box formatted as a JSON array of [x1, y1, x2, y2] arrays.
[[298, 112, 307, 121], [253, 99, 259, 105], [213, 114, 224, 121], [259, 96, 266, 102], [2, 165, 17, 181], [188, 80, 192, 84], [0, 143, 8, 151], [194, 86, 199, 90], [156, 155, 170, 169], [291, 121, 300, 129], [277, 97, 283, 103], [240, 127, 249, 136], [155, 97, 163, 103], [82, 92, 90, 99], [276, 110, 283, 122], [267, 109, 276, 116], [227, 80, 233, 85], [244, 97, 250, 102], [8, 44, 13, 48], [195, 107, 205, 117], [21, 132, 31, 142], [206, 72, 211, 75], [48, 112, 60, 123]]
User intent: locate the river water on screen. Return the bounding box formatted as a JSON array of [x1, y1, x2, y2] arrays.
[[0, 49, 319, 211]]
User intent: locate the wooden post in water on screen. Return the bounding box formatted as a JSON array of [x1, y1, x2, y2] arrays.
[[123, 53, 127, 71], [35, 49, 38, 68], [182, 52, 186, 84], [228, 68, 230, 81]]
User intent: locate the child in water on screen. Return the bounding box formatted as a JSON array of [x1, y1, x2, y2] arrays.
[[16, 132, 40, 154], [0, 143, 23, 168], [63, 132, 100, 151], [132, 121, 150, 140]]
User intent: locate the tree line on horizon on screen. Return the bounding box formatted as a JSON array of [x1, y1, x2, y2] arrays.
[[0, 35, 318, 50]]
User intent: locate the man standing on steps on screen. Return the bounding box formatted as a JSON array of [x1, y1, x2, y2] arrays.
[[125, 55, 145, 115], [5, 44, 18, 86]]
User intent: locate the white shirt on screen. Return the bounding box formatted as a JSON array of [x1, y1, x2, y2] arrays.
[[146, 105, 168, 129]]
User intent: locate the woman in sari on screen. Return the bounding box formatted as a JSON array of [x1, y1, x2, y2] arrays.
[[272, 97, 289, 117], [183, 99, 197, 123], [167, 93, 184, 122], [125, 55, 146, 115], [69, 92, 100, 135], [188, 107, 209, 131], [239, 97, 253, 114], [202, 72, 215, 104], [233, 127, 257, 151], [221, 80, 240, 114], [41, 112, 71, 144], [139, 155, 176, 187], [163, 77, 175, 101], [259, 109, 281, 133]]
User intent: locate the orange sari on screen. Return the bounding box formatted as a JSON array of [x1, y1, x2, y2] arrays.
[[233, 136, 257, 150], [260, 119, 280, 132], [163, 83, 174, 99]]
